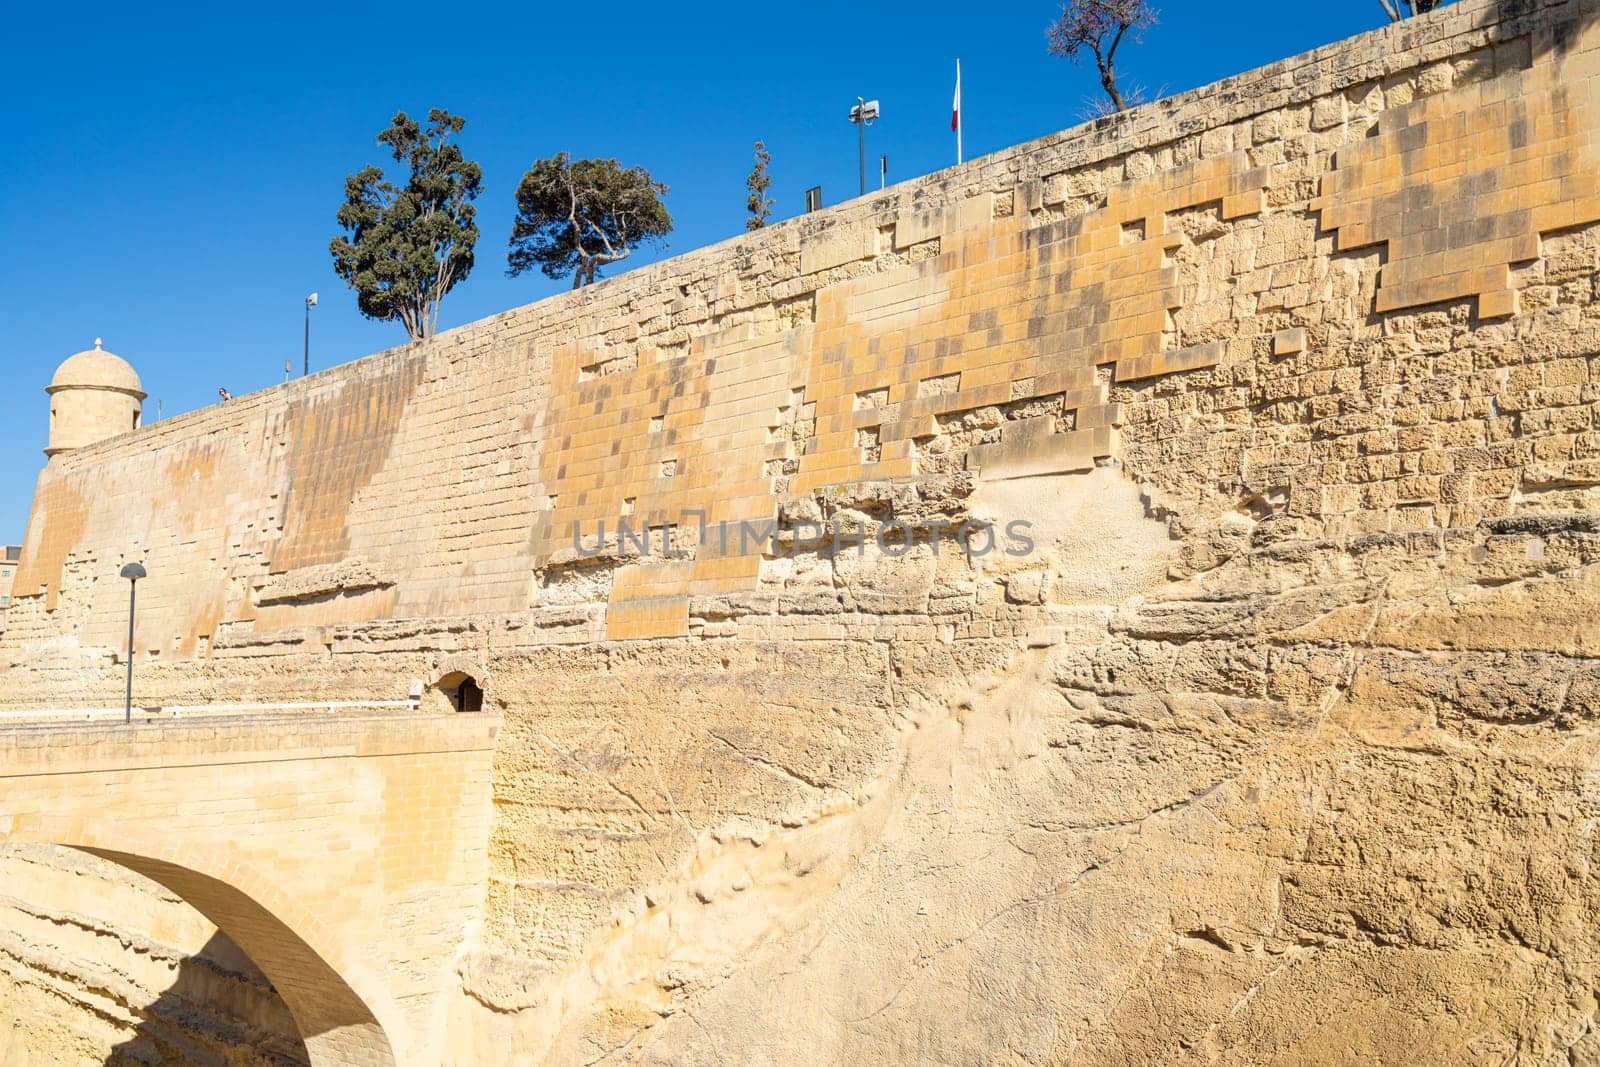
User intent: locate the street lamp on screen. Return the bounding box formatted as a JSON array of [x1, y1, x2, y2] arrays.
[[303, 292, 318, 377], [848, 98, 880, 198], [119, 562, 146, 723]]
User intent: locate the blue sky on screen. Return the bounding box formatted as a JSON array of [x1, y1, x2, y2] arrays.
[[1, 1, 1415, 539]]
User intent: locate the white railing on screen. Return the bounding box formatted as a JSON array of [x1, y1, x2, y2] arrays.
[[0, 698, 421, 725]]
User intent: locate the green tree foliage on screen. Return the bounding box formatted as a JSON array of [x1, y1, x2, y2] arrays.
[[1378, 0, 1441, 19], [1046, 0, 1158, 113], [746, 141, 774, 231], [507, 153, 672, 289], [330, 109, 482, 340]]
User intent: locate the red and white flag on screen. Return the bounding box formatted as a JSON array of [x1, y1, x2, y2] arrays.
[[952, 59, 961, 132], [952, 59, 963, 164]]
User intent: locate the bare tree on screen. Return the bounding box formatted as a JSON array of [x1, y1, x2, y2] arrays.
[[1378, 0, 1441, 19], [1046, 0, 1158, 114]]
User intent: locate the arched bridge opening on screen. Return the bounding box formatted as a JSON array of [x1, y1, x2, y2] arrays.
[[0, 711, 500, 1065], [1, 835, 399, 1067]]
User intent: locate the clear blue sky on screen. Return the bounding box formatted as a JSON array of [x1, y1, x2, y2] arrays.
[[1, 1, 1415, 539]]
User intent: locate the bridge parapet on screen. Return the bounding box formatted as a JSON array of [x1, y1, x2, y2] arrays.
[[0, 708, 492, 769], [0, 697, 423, 727]]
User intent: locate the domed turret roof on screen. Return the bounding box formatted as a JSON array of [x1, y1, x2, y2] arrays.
[[48, 339, 145, 397]]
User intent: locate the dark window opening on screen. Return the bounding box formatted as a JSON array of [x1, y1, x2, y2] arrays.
[[438, 671, 484, 712]]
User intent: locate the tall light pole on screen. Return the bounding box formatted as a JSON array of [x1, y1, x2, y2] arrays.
[[119, 562, 145, 723], [303, 292, 318, 377], [848, 98, 880, 198]]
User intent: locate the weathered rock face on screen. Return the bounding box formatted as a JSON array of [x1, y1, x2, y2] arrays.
[[0, 846, 306, 1065], [6, 0, 1600, 1062]]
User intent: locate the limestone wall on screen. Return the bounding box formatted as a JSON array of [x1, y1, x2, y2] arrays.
[[11, 0, 1592, 691], [8, 0, 1600, 1061]]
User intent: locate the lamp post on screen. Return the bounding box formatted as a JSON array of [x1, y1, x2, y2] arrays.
[[848, 98, 880, 198], [303, 292, 318, 377], [119, 562, 145, 723]]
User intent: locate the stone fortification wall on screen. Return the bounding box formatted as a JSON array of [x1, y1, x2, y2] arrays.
[[8, 0, 1600, 1061]]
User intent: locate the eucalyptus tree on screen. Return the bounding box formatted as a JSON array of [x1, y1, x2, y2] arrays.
[[330, 109, 482, 340]]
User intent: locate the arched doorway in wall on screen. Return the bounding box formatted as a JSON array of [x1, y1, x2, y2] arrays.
[[436, 671, 484, 712], [0, 832, 398, 1067]]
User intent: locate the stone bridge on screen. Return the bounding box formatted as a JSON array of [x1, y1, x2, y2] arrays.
[[0, 711, 497, 1066]]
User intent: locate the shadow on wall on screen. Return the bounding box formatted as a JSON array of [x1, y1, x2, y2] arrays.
[[1551, 0, 1600, 54], [104, 930, 309, 1066], [1467, 0, 1597, 63]]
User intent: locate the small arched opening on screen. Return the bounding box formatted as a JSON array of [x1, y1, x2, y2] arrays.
[[436, 671, 484, 712]]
